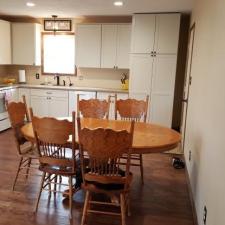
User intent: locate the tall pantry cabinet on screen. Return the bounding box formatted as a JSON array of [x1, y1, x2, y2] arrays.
[[129, 13, 180, 127]]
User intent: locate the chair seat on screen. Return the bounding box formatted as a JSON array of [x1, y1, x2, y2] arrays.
[[82, 172, 133, 194], [39, 164, 76, 176]]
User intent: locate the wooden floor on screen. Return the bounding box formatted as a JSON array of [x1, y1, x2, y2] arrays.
[[0, 129, 194, 225]]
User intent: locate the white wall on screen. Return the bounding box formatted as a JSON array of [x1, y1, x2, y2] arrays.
[[184, 0, 225, 224]]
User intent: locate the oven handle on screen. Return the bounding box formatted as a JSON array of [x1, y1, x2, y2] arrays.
[[0, 118, 8, 122]]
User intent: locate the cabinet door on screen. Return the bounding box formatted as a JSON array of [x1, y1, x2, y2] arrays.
[[116, 24, 131, 69], [131, 14, 155, 54], [12, 23, 41, 65], [30, 96, 48, 117], [101, 25, 117, 69], [154, 14, 180, 54], [76, 25, 101, 68], [129, 54, 153, 94], [0, 20, 11, 64], [150, 55, 177, 127], [48, 97, 68, 117], [18, 88, 31, 107]]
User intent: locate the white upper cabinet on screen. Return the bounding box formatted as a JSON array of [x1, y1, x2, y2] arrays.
[[154, 14, 180, 54], [76, 23, 131, 69], [12, 23, 41, 66], [101, 25, 117, 69], [116, 24, 131, 69], [131, 13, 180, 55], [76, 24, 101, 68], [131, 14, 155, 54], [0, 20, 11, 64]]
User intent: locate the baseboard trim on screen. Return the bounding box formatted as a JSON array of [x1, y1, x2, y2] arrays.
[[184, 159, 199, 225]]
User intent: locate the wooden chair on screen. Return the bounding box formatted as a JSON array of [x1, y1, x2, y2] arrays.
[[6, 95, 38, 191], [77, 118, 134, 225], [115, 94, 149, 184], [31, 110, 77, 219], [77, 94, 110, 119]]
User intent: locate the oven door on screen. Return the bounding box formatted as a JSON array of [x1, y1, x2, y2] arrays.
[[0, 91, 9, 125]]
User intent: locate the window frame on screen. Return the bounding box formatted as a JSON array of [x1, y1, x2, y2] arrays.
[[41, 32, 75, 76]]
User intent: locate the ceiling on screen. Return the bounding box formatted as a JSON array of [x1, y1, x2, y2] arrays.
[[0, 0, 193, 17]]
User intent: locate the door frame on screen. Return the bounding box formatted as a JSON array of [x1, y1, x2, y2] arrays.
[[181, 23, 196, 151]]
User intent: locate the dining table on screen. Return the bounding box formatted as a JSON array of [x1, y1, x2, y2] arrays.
[[21, 117, 181, 154]]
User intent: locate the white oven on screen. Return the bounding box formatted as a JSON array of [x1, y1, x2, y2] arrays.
[[0, 88, 11, 132]]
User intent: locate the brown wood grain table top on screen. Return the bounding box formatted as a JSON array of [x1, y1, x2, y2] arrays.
[[21, 117, 181, 154]]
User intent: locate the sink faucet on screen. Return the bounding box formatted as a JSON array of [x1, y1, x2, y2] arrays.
[[54, 74, 60, 86]]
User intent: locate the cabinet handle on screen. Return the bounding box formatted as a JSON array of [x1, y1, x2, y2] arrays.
[[46, 92, 52, 94]]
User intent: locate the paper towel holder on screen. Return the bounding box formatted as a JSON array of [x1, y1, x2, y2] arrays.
[[18, 70, 26, 84]]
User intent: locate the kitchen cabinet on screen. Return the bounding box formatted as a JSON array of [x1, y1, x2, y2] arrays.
[[30, 89, 68, 117], [18, 88, 31, 106], [76, 25, 101, 68], [12, 23, 41, 65], [97, 92, 128, 119], [76, 23, 131, 69], [150, 55, 177, 126], [69, 90, 96, 116], [131, 13, 180, 54], [129, 13, 180, 127], [0, 20, 11, 65], [101, 24, 131, 69]]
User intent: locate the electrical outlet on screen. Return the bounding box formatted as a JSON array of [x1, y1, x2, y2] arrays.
[[203, 206, 207, 225], [189, 151, 192, 161], [35, 73, 40, 79]]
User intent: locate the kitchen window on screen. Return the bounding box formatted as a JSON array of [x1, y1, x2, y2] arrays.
[[42, 33, 75, 75]]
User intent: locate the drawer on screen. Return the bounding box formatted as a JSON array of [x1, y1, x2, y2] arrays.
[[30, 89, 68, 98]]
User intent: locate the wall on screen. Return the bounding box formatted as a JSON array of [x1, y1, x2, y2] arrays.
[[184, 0, 225, 224]]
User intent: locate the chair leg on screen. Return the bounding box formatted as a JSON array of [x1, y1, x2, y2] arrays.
[[54, 175, 58, 196], [139, 154, 144, 184], [68, 176, 73, 219], [120, 193, 126, 225], [126, 193, 131, 217], [35, 172, 46, 213], [81, 190, 90, 225], [12, 156, 23, 191], [26, 158, 32, 180]]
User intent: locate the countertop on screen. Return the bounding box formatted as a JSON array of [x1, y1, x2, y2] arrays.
[[0, 84, 129, 93]]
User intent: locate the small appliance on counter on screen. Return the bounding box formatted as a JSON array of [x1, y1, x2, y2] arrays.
[[18, 70, 26, 84]]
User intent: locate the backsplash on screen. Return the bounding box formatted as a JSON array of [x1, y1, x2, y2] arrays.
[[0, 65, 129, 89]]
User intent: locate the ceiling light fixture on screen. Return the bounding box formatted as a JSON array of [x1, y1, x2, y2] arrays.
[[26, 2, 35, 7], [114, 1, 123, 6]]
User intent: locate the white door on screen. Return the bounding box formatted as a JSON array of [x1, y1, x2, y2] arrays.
[[181, 24, 195, 150], [76, 25, 101, 68], [129, 54, 153, 94], [30, 96, 48, 117], [154, 14, 180, 55], [48, 97, 68, 117], [150, 54, 177, 127], [131, 14, 155, 54], [101, 25, 117, 69], [116, 24, 131, 69]]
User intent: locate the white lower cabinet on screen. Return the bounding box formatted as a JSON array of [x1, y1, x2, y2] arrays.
[[30, 89, 69, 117], [18, 88, 31, 106]]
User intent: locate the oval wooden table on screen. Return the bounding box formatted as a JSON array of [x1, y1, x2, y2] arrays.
[[21, 118, 181, 154]]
